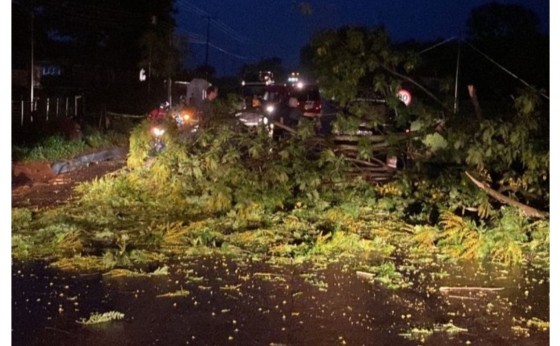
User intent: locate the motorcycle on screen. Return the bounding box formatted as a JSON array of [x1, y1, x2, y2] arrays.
[[146, 102, 170, 155], [148, 101, 170, 121], [147, 103, 200, 156], [149, 122, 166, 155], [235, 108, 274, 138], [171, 105, 200, 140]]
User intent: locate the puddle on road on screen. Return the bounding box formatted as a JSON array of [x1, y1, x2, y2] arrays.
[[12, 257, 549, 346]]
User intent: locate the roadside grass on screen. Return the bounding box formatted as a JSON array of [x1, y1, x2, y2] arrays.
[[12, 127, 128, 163]]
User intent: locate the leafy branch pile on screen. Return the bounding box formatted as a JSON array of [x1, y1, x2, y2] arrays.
[[12, 111, 548, 271]]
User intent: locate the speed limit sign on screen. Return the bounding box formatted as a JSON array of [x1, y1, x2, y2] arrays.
[[397, 89, 412, 106]]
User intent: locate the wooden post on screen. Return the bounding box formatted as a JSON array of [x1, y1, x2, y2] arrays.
[[74, 95, 83, 118], [46, 98, 50, 121], [20, 100, 24, 126], [56, 97, 59, 118], [65, 97, 69, 117]]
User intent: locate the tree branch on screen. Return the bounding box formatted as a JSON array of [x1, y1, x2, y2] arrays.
[[465, 171, 548, 219]]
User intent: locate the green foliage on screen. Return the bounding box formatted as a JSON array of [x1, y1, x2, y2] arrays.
[[13, 135, 88, 162], [524, 220, 549, 267], [438, 212, 484, 260], [410, 207, 548, 265], [411, 225, 441, 249], [12, 100, 548, 269], [422, 133, 447, 152], [13, 129, 127, 163], [361, 261, 412, 290], [127, 121, 156, 168], [76, 311, 125, 325], [443, 90, 548, 207], [12, 234, 33, 259], [308, 25, 547, 218], [214, 93, 245, 115], [309, 26, 412, 104], [12, 208, 33, 232], [83, 128, 128, 149]]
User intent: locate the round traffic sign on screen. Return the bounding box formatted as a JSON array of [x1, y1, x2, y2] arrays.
[[397, 89, 412, 106]]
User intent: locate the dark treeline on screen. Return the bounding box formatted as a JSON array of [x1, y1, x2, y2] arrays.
[[12, 0, 179, 113]]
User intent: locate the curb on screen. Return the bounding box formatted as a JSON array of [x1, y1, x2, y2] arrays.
[[51, 147, 127, 175]]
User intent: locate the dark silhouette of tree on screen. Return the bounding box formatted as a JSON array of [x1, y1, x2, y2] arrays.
[[467, 2, 540, 41], [12, 0, 179, 111], [465, 2, 549, 97]]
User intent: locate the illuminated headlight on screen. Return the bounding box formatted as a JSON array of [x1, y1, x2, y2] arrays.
[[151, 126, 165, 137], [266, 105, 275, 113], [296, 81, 304, 89], [262, 117, 269, 125]]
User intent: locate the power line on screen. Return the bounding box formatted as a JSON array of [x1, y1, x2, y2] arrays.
[[464, 41, 549, 100], [418, 37, 457, 55], [178, 0, 208, 16], [175, 0, 253, 45], [412, 36, 550, 101], [189, 40, 247, 60]]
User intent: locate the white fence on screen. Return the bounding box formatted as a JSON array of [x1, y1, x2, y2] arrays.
[[12, 95, 84, 127]]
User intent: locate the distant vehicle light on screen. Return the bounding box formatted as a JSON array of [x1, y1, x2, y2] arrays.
[[296, 82, 304, 89], [266, 105, 275, 113]]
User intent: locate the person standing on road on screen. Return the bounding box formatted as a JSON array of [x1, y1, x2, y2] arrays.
[[187, 76, 210, 108], [283, 96, 302, 128], [274, 96, 302, 140], [199, 86, 218, 126]]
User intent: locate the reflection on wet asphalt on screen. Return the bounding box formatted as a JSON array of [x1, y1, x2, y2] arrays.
[[12, 258, 549, 346]]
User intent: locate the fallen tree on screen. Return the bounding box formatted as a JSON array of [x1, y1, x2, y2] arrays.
[[465, 171, 547, 219]]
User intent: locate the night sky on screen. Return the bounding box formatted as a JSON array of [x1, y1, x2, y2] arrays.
[[174, 0, 550, 76]]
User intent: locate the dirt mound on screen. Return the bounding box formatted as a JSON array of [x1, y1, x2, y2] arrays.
[[12, 159, 125, 209], [12, 162, 56, 187]]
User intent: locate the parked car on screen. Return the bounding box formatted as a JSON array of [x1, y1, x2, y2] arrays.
[[319, 97, 410, 136], [236, 83, 323, 128], [240, 81, 268, 110], [318, 97, 413, 169], [290, 84, 322, 118], [261, 83, 322, 120]]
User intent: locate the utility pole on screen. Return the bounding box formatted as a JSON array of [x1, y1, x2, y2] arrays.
[[453, 41, 461, 115], [30, 5, 34, 113], [168, 32, 173, 105], [148, 15, 157, 97], [204, 16, 213, 66]]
